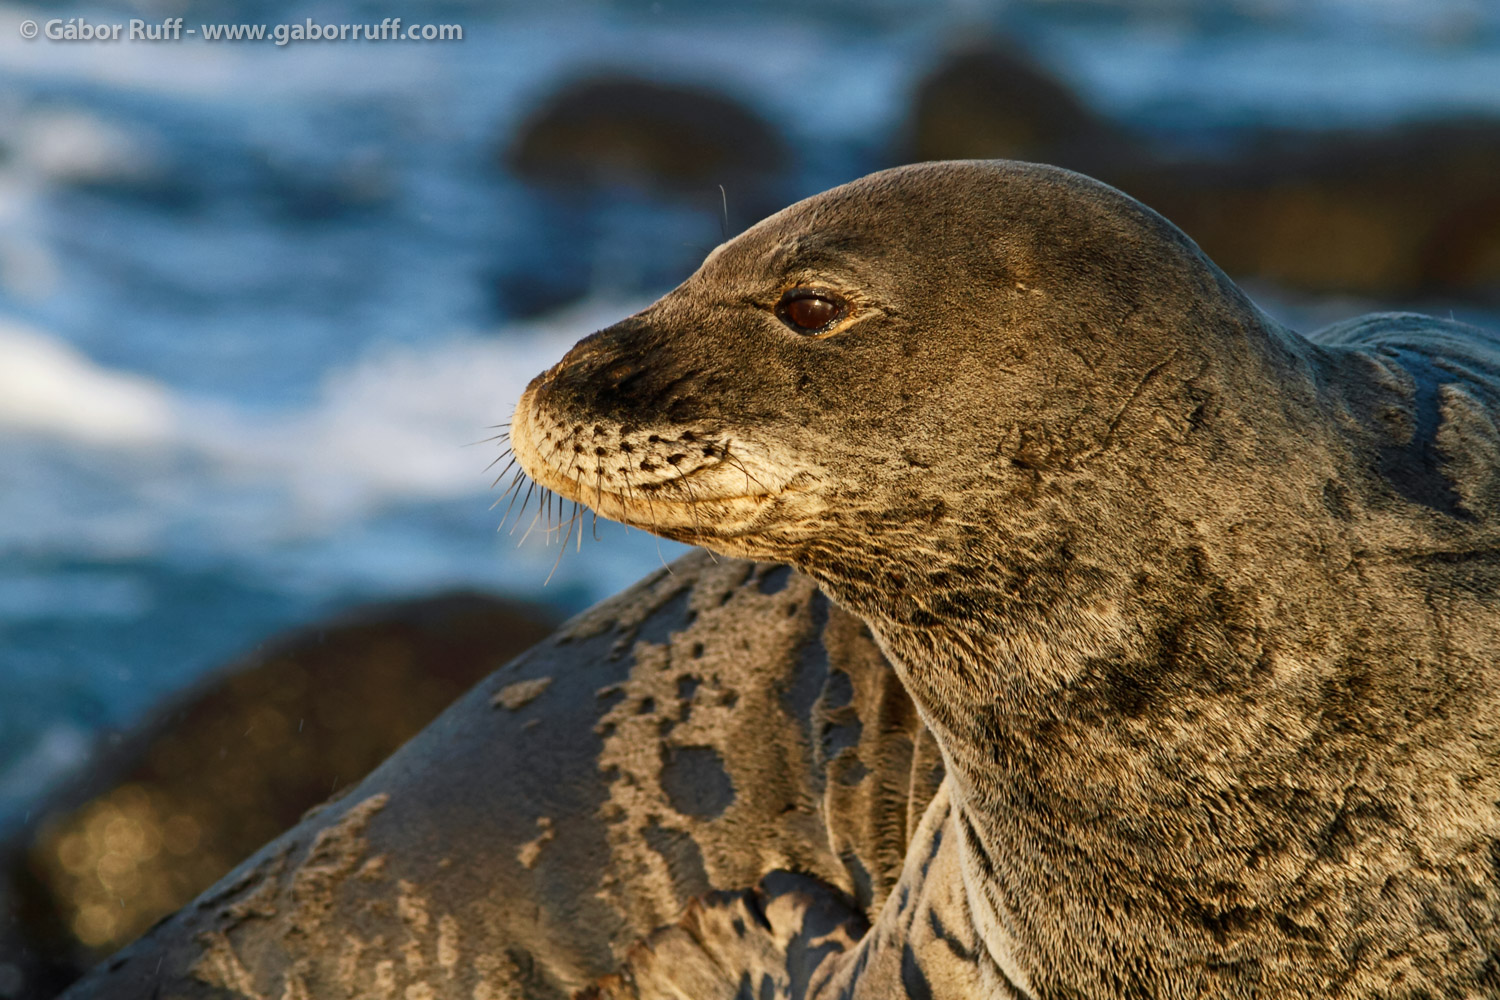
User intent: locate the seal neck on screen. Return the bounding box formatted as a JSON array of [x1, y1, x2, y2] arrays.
[[793, 300, 1353, 874]]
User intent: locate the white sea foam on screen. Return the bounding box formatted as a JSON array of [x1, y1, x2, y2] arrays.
[[182, 298, 644, 523], [10, 108, 161, 184], [0, 321, 175, 442], [0, 299, 643, 536]]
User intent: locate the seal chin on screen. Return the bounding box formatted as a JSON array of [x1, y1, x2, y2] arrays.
[[510, 384, 792, 554]]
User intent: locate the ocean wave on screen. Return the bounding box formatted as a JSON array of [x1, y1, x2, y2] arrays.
[[0, 298, 645, 529], [0, 322, 175, 443]]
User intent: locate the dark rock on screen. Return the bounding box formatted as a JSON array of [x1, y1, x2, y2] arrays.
[[1121, 118, 1500, 297], [902, 38, 1143, 174], [902, 38, 1500, 298], [504, 74, 790, 200], [0, 591, 555, 1000]]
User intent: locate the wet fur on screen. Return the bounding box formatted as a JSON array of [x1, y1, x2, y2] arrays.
[[514, 161, 1500, 998]]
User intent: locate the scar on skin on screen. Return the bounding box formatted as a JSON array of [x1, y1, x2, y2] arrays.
[[493, 677, 553, 711], [398, 880, 431, 979], [219, 848, 289, 927], [336, 934, 366, 994], [192, 929, 265, 1000], [517, 817, 556, 870], [558, 561, 696, 644], [288, 793, 391, 938], [280, 971, 313, 1000], [437, 914, 460, 975], [197, 841, 295, 912], [356, 855, 387, 881]]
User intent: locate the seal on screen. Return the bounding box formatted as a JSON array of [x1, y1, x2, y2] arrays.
[[512, 160, 1500, 998]]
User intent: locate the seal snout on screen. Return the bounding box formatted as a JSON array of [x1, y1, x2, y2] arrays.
[[523, 402, 729, 495], [511, 355, 790, 547]]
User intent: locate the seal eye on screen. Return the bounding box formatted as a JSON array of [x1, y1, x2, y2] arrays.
[[776, 288, 845, 334]]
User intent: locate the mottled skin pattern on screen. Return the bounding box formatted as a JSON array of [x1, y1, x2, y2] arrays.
[[513, 161, 1500, 998], [58, 554, 947, 1000]]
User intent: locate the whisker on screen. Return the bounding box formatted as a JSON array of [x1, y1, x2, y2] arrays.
[[676, 476, 716, 563], [722, 451, 767, 493], [517, 506, 546, 547], [639, 481, 661, 537], [623, 469, 673, 572], [544, 533, 568, 584], [491, 467, 526, 514], [545, 496, 586, 584], [487, 454, 517, 485], [563, 444, 584, 484], [592, 467, 603, 541], [620, 466, 644, 528], [509, 480, 538, 535]]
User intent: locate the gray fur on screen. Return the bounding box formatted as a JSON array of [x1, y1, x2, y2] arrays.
[[513, 161, 1500, 998]]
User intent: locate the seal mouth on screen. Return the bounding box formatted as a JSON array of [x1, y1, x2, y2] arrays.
[[509, 384, 787, 542], [536, 460, 779, 538]]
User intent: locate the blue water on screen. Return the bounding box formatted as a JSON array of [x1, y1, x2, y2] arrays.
[[1, 0, 1498, 824]]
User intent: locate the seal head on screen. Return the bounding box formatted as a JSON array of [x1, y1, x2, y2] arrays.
[[513, 161, 1275, 569]]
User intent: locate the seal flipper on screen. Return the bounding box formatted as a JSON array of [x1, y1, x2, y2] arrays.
[[581, 870, 866, 1000], [812, 781, 1024, 1000]]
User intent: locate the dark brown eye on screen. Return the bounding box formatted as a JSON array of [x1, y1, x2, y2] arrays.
[[776, 288, 846, 334]]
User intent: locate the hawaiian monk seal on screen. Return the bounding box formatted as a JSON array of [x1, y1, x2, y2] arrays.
[[511, 160, 1500, 998]]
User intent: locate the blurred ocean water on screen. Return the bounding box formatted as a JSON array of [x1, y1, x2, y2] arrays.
[[0, 0, 1498, 823]]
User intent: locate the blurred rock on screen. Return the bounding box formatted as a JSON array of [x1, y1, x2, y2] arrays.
[[1120, 118, 1500, 297], [489, 264, 599, 321], [0, 591, 555, 1000], [902, 38, 1500, 299], [492, 73, 792, 319], [504, 74, 789, 200], [902, 38, 1144, 174]]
